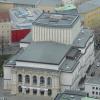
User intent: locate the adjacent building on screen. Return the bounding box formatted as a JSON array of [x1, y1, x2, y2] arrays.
[[55, 90, 99, 100], [0, 0, 38, 8], [10, 7, 42, 29], [3, 11, 95, 98], [9, 7, 43, 43], [11, 28, 31, 43], [20, 32, 32, 48], [0, 11, 11, 46], [78, 0, 100, 28], [36, 0, 62, 12], [0, 0, 62, 12], [85, 77, 100, 99], [62, 0, 89, 5]]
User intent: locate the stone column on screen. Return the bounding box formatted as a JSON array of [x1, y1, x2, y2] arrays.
[[30, 75, 32, 86], [22, 74, 26, 94], [45, 76, 47, 88], [37, 89, 40, 96], [30, 75, 33, 95], [37, 76, 40, 96], [37, 76, 40, 87], [22, 88, 26, 94], [22, 74, 25, 85], [11, 71, 17, 94], [44, 90, 48, 96]]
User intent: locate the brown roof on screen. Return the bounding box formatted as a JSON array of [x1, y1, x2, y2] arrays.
[[0, 11, 10, 22]]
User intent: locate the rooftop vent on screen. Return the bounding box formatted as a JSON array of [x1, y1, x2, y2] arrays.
[[78, 38, 81, 41], [49, 14, 62, 22], [66, 47, 80, 60], [41, 14, 50, 19], [62, 15, 73, 21], [81, 29, 84, 33], [66, 66, 70, 69], [50, 14, 63, 19], [70, 95, 75, 98], [77, 38, 81, 44]]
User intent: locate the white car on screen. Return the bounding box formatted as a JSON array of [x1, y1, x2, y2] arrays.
[[96, 62, 100, 67]]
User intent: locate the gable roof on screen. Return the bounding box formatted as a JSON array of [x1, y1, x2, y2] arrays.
[[33, 12, 79, 28]]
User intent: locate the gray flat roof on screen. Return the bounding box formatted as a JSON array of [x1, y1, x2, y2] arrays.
[[85, 77, 100, 85], [16, 41, 71, 65], [59, 47, 81, 72], [60, 59, 79, 72], [55, 9, 78, 15], [73, 28, 93, 48], [33, 12, 79, 28], [20, 32, 32, 43], [78, 0, 100, 13], [38, 0, 62, 6], [10, 8, 42, 29], [0, 0, 38, 5], [5, 48, 24, 66], [55, 90, 87, 100], [0, 0, 62, 6]]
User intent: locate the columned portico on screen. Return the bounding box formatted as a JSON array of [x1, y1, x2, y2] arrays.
[[14, 69, 59, 98]]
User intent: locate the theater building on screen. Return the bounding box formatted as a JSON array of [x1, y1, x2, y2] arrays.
[[3, 12, 95, 98]]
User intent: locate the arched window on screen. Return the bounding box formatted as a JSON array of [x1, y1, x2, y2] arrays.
[[25, 75, 30, 84], [18, 74, 22, 82], [33, 89, 37, 95], [33, 76, 37, 84], [47, 77, 52, 86], [26, 88, 30, 94], [48, 89, 52, 96], [40, 76, 45, 85], [18, 86, 22, 93]]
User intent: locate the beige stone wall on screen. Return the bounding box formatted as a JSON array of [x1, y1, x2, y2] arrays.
[[0, 22, 11, 46], [11, 67, 60, 98], [0, 3, 14, 10]]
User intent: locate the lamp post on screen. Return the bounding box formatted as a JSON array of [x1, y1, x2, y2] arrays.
[[1, 34, 4, 56], [0, 33, 4, 77]]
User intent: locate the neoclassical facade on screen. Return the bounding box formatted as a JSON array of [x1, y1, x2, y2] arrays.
[[3, 12, 95, 98], [85, 77, 100, 99], [11, 67, 59, 97]]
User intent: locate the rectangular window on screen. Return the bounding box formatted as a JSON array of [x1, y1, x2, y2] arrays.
[[92, 91, 95, 95], [96, 92, 98, 95]]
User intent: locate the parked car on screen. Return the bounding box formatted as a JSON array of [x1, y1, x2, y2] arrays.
[[96, 62, 100, 67]]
